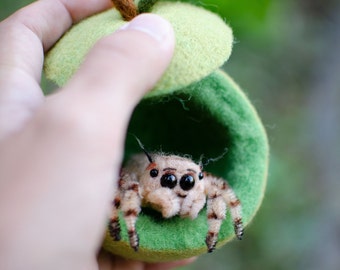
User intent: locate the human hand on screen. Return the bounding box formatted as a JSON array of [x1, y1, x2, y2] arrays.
[[0, 1, 196, 269]]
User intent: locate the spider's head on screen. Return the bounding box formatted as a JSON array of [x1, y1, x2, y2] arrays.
[[141, 154, 205, 198]]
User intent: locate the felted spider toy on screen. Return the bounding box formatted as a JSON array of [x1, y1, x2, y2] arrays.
[[108, 146, 243, 253]]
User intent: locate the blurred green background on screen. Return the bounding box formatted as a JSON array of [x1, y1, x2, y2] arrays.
[[1, 0, 340, 269]]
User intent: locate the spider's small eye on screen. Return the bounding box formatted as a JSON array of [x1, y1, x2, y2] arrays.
[[180, 174, 195, 191], [150, 169, 159, 178], [160, 174, 177, 189], [198, 172, 204, 180]]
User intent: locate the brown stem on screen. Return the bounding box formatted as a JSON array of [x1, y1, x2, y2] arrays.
[[112, 0, 138, 21]]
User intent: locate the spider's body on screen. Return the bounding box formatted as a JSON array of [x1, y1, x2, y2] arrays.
[[109, 153, 243, 253]]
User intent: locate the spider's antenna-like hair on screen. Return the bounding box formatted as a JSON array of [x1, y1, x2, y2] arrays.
[[134, 136, 153, 163], [200, 148, 229, 168]]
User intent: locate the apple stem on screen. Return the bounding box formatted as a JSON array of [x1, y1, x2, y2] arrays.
[[111, 0, 160, 21], [112, 0, 138, 21]]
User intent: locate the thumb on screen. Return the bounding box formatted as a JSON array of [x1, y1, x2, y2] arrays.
[[0, 14, 174, 269], [43, 13, 175, 164], [66, 13, 175, 105]]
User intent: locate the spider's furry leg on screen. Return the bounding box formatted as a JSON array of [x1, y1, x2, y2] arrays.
[[108, 189, 122, 241], [205, 174, 243, 252], [205, 189, 226, 253], [221, 183, 244, 240], [120, 175, 141, 252]]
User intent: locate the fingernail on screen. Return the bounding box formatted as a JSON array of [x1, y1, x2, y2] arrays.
[[119, 14, 174, 43]]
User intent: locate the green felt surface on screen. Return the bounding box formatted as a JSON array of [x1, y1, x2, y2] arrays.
[[44, 2, 233, 94], [102, 69, 269, 262], [43, 0, 268, 261], [138, 0, 159, 13]]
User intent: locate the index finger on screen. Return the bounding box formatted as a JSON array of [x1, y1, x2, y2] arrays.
[[0, 0, 113, 140]]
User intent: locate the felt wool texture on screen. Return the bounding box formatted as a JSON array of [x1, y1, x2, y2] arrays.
[[109, 152, 243, 253], [44, 2, 233, 95], [43, 1, 268, 261], [102, 69, 269, 262], [138, 0, 159, 13]]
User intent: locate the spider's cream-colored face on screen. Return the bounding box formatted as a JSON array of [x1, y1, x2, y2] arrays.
[[139, 154, 205, 201]]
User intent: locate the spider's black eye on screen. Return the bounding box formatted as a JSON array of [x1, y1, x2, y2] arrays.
[[160, 174, 177, 189], [198, 172, 204, 180], [150, 169, 159, 178], [180, 174, 195, 191]]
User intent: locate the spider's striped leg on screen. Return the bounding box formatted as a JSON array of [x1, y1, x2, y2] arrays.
[[109, 189, 121, 241], [221, 183, 243, 240], [205, 174, 243, 252], [205, 192, 226, 253], [120, 177, 141, 252]]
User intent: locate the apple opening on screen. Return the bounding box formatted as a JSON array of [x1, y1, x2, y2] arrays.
[[102, 70, 269, 262]]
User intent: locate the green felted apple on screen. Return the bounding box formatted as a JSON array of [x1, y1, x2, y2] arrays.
[[44, 0, 269, 263]]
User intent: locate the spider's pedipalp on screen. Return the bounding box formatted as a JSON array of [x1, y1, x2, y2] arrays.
[[146, 188, 181, 218], [180, 190, 206, 219]]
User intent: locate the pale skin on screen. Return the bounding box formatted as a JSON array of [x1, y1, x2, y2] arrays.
[[0, 0, 196, 269]]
